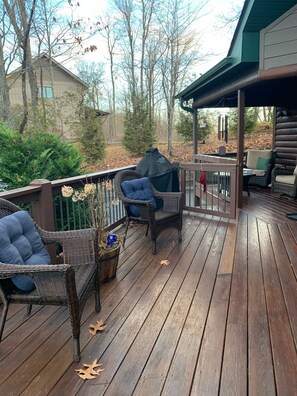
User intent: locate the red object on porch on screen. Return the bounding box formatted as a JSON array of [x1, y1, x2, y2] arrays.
[[200, 171, 207, 192]]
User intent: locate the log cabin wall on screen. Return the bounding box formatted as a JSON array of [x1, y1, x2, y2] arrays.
[[274, 107, 297, 170]]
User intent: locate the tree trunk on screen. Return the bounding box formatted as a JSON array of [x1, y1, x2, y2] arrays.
[[4, 0, 37, 133], [0, 34, 11, 126]]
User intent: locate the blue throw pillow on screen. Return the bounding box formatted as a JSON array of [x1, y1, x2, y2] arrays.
[[121, 177, 157, 217], [0, 211, 51, 292]]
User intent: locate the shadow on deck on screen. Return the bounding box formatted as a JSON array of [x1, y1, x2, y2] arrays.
[[0, 188, 297, 395]]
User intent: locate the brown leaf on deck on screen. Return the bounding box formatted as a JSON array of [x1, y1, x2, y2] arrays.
[[89, 320, 106, 335], [75, 359, 104, 380]]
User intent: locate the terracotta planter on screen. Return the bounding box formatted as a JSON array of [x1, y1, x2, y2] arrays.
[[99, 245, 120, 282]]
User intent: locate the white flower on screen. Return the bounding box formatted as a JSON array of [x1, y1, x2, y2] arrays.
[[105, 181, 113, 191], [84, 183, 96, 195], [77, 192, 87, 201], [61, 185, 74, 198]]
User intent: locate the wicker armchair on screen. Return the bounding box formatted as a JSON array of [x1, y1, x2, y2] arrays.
[[114, 170, 183, 254], [244, 149, 276, 188], [0, 198, 100, 362], [271, 164, 297, 198]]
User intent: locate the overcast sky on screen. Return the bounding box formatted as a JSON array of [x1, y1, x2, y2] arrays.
[[71, 0, 245, 75]]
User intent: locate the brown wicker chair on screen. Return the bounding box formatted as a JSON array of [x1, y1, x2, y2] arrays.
[[0, 198, 100, 362], [114, 170, 183, 254]]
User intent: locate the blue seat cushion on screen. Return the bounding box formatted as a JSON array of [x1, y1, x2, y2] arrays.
[[121, 177, 157, 217], [0, 211, 51, 292]]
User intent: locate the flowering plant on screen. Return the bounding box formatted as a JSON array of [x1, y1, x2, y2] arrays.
[[61, 181, 120, 256]]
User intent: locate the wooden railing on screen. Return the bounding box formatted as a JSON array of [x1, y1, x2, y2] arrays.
[[180, 155, 238, 219], [194, 153, 237, 164], [0, 156, 238, 236], [0, 165, 136, 233]]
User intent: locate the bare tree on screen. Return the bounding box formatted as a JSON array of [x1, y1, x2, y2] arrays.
[[217, 2, 244, 32], [158, 0, 206, 155], [76, 61, 105, 109], [0, 4, 12, 126], [111, 0, 156, 154], [100, 16, 120, 139], [262, 107, 274, 124], [32, 0, 102, 131], [4, 0, 37, 133], [139, 0, 156, 98]]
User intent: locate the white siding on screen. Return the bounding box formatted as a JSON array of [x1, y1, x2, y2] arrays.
[[260, 5, 297, 70]]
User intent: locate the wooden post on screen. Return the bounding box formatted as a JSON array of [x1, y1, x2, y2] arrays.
[[218, 115, 221, 140], [237, 90, 245, 209], [193, 108, 199, 206], [29, 179, 56, 262], [29, 179, 55, 230], [193, 107, 198, 162], [272, 107, 276, 150]]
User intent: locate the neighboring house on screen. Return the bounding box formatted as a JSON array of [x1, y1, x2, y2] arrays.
[[7, 53, 89, 140], [176, 0, 297, 171]]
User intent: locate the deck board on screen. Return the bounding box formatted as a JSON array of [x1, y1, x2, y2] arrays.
[[220, 211, 248, 396], [247, 217, 275, 396], [0, 189, 297, 395], [259, 220, 297, 395]]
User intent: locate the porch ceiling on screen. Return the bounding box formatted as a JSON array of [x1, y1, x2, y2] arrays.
[[193, 71, 297, 109]]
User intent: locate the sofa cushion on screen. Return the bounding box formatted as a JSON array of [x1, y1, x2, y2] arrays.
[[247, 149, 272, 169], [121, 177, 157, 217], [275, 175, 296, 185], [256, 157, 271, 170], [0, 211, 51, 291]]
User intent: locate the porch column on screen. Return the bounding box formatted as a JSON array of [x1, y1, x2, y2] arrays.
[[272, 107, 276, 150], [237, 89, 245, 208], [193, 107, 198, 162]]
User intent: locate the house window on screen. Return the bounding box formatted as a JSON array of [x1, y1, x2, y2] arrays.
[[38, 86, 54, 99]]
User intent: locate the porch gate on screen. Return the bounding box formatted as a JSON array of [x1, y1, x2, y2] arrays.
[[180, 155, 237, 219]]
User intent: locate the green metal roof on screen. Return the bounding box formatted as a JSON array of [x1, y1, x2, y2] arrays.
[[176, 0, 297, 104]]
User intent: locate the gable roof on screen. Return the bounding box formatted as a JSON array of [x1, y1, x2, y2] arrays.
[[8, 53, 89, 89], [176, 0, 297, 108]]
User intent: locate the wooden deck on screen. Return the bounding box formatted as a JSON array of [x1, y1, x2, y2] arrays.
[[1, 188, 297, 395]]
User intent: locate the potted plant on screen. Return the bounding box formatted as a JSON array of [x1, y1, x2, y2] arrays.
[[61, 181, 121, 281]]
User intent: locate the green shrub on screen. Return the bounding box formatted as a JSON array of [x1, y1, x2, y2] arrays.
[[77, 108, 106, 163], [123, 98, 155, 155], [0, 124, 82, 190], [176, 110, 214, 142], [228, 107, 259, 138]]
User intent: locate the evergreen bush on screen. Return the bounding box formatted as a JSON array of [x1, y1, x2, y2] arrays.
[[0, 124, 82, 190], [176, 110, 213, 142], [228, 107, 259, 138], [123, 98, 155, 155], [78, 108, 106, 163]]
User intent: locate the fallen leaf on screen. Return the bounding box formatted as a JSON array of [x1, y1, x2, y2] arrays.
[[160, 259, 169, 266], [89, 320, 106, 335], [76, 359, 104, 380]]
